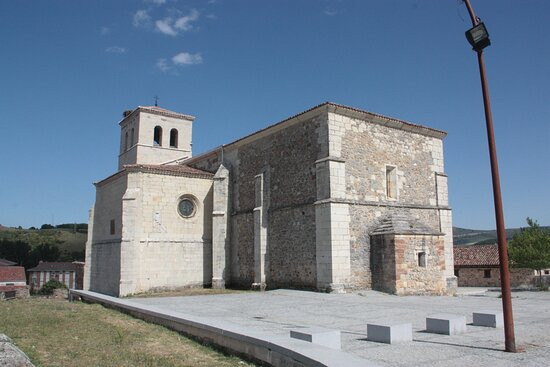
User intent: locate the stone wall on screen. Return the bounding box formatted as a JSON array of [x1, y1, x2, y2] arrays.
[[92, 174, 127, 242], [269, 204, 317, 288], [119, 171, 213, 296], [187, 106, 452, 292], [348, 206, 441, 289], [338, 112, 442, 205], [393, 234, 446, 295], [0, 287, 29, 300], [456, 267, 537, 288], [88, 174, 127, 296], [230, 213, 255, 287], [89, 241, 121, 296], [336, 110, 453, 289], [193, 113, 325, 289], [371, 234, 446, 295]]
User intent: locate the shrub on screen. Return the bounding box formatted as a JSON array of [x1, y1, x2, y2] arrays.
[[40, 279, 67, 295]]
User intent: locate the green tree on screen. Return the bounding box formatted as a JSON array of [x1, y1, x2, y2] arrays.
[[0, 240, 31, 265], [508, 218, 550, 287], [27, 243, 61, 268]]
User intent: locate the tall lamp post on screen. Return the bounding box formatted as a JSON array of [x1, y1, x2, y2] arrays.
[[462, 0, 516, 352]]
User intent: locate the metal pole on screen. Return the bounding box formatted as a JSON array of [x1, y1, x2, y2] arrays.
[[462, 0, 516, 352]]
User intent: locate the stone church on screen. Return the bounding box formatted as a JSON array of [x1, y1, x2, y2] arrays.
[[84, 102, 455, 297]]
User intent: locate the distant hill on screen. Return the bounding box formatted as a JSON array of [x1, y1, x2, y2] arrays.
[[453, 226, 550, 246], [0, 226, 86, 262]]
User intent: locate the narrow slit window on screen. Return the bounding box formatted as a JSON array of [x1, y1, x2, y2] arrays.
[[130, 127, 134, 147], [418, 252, 427, 267], [484, 269, 491, 278], [110, 219, 115, 235], [124, 131, 129, 151], [153, 126, 162, 146], [386, 166, 397, 199], [170, 128, 178, 148]]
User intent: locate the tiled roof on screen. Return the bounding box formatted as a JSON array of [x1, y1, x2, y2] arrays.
[[454, 244, 500, 267], [0, 258, 17, 266], [371, 213, 443, 236], [121, 106, 195, 123], [0, 266, 26, 282], [27, 262, 80, 272], [95, 163, 214, 187], [124, 164, 214, 177], [184, 101, 447, 166]]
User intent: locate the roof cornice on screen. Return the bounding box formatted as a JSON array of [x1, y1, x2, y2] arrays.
[[94, 164, 213, 187], [118, 106, 195, 127], [184, 102, 447, 166], [326, 102, 447, 139]]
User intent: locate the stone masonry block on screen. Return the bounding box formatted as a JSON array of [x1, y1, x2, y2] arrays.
[[290, 327, 341, 349], [367, 323, 412, 344], [426, 314, 466, 335], [472, 311, 504, 328]]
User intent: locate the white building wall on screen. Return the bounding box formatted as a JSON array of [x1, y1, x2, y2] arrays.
[[88, 174, 127, 296], [118, 171, 213, 296]]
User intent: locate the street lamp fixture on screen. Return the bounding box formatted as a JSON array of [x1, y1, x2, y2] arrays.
[[466, 22, 491, 51]]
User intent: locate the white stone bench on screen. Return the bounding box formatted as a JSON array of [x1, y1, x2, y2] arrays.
[[426, 314, 467, 335], [367, 323, 412, 344], [290, 327, 341, 350], [473, 311, 504, 328]]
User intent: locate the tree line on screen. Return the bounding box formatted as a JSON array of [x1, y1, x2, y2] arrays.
[[0, 240, 63, 269]]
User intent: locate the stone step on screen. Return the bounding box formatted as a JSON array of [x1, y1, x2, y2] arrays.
[[367, 322, 413, 344], [426, 314, 467, 335], [290, 327, 341, 350]]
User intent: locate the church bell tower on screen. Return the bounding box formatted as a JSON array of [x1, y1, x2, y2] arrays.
[[117, 106, 195, 170]]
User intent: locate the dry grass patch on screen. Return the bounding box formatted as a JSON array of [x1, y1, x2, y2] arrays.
[[0, 298, 255, 367]]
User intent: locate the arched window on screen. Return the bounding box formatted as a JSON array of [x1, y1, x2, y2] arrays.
[[130, 128, 134, 147], [124, 131, 129, 151], [170, 129, 178, 148], [153, 126, 162, 146]]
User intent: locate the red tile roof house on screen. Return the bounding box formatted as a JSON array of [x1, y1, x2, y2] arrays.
[[0, 266, 29, 300], [27, 262, 84, 291], [0, 258, 17, 266], [453, 243, 548, 288]]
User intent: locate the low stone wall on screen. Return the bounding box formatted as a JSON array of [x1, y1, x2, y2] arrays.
[[0, 286, 29, 300], [456, 267, 537, 288]]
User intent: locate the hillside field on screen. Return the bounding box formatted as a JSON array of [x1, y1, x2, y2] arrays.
[[0, 226, 86, 262], [453, 226, 550, 246]]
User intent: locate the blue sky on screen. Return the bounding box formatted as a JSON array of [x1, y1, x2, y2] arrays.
[[0, 0, 548, 230]]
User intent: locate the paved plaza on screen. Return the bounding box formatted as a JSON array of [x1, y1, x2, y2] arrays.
[[131, 288, 550, 366]]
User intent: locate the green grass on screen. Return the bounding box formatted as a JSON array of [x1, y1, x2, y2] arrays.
[[0, 298, 254, 367]]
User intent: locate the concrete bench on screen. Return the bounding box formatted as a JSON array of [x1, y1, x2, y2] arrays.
[[426, 314, 466, 335], [473, 311, 504, 328], [367, 323, 412, 344], [290, 327, 341, 350]]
